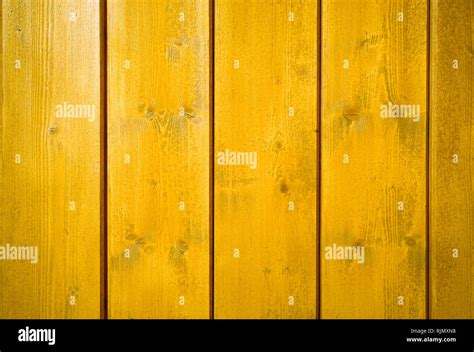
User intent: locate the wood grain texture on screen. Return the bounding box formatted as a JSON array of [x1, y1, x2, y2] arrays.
[[430, 0, 474, 319], [214, 0, 318, 319], [321, 0, 427, 318], [107, 0, 210, 319], [1, 0, 101, 318]]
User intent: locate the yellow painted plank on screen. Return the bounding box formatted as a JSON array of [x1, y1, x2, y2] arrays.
[[214, 0, 318, 319], [1, 0, 102, 318], [430, 0, 474, 319], [321, 0, 427, 318], [107, 0, 210, 319]]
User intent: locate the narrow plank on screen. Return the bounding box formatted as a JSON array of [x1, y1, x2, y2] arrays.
[[1, 0, 102, 318], [430, 0, 474, 319], [321, 0, 427, 318], [107, 0, 210, 319], [214, 0, 318, 319]]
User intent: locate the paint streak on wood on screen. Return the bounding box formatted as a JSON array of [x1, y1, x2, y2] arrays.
[[321, 0, 427, 318], [1, 0, 101, 318], [107, 0, 210, 318], [214, 0, 318, 319], [430, 0, 474, 319]]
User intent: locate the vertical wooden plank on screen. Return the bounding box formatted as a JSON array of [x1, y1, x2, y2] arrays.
[[214, 0, 318, 319], [1, 0, 101, 318], [107, 0, 210, 319], [321, 0, 427, 318], [430, 0, 474, 319]]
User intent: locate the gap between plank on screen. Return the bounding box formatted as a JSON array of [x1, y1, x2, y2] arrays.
[[100, 0, 108, 320], [426, 0, 431, 321], [209, 0, 215, 320], [317, 0, 322, 320]]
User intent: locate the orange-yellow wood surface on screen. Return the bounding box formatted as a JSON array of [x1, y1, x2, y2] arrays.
[[1, 0, 102, 318], [1, 0, 473, 321], [321, 0, 427, 318], [107, 0, 210, 319], [214, 0, 318, 319], [430, 0, 474, 319]]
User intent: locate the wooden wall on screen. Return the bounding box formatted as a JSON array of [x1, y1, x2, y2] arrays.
[[107, 0, 210, 319], [214, 0, 318, 319], [430, 0, 474, 319], [321, 0, 427, 319], [0, 0, 472, 319], [1, 0, 102, 318]]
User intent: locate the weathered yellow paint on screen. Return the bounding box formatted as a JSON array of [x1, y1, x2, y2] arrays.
[[214, 0, 318, 319], [321, 0, 427, 318], [430, 0, 474, 319], [1, 0, 102, 318], [107, 0, 210, 319]]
